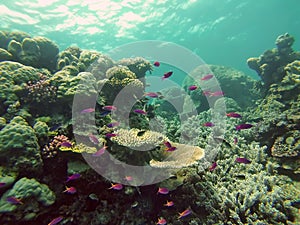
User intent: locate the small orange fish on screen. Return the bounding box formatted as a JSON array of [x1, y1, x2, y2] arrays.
[[109, 183, 123, 190], [6, 196, 23, 205], [48, 216, 63, 225], [93, 145, 108, 157], [164, 200, 174, 207], [201, 74, 213, 81], [178, 208, 192, 219], [63, 186, 77, 194], [157, 217, 167, 225], [125, 176, 133, 181], [157, 187, 169, 195]]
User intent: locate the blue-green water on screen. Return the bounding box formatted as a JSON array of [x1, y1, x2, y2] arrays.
[[1, 0, 300, 78]]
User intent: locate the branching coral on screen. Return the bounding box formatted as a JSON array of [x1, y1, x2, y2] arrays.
[[42, 134, 70, 158]]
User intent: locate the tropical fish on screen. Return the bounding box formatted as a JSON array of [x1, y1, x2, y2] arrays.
[[93, 145, 107, 157], [203, 122, 214, 127], [234, 137, 238, 144], [144, 92, 159, 98], [0, 182, 6, 188], [107, 121, 120, 128], [6, 196, 23, 205], [209, 162, 217, 171], [235, 157, 251, 164], [235, 123, 253, 131], [201, 74, 214, 81], [102, 105, 117, 111], [164, 200, 174, 207], [63, 186, 77, 194], [157, 217, 167, 225], [60, 141, 72, 148], [164, 141, 172, 148], [133, 109, 147, 115], [210, 91, 224, 96], [226, 112, 242, 118], [157, 187, 169, 195], [80, 108, 95, 114], [153, 61, 160, 67], [162, 71, 173, 80], [178, 208, 192, 219], [166, 146, 177, 152], [109, 183, 123, 190], [48, 216, 63, 225], [89, 134, 99, 145], [124, 176, 133, 181], [203, 90, 211, 96], [188, 85, 198, 91], [105, 133, 117, 138], [66, 173, 81, 183], [99, 111, 111, 117]]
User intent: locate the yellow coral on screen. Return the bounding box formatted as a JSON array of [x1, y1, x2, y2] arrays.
[[60, 143, 97, 154], [111, 128, 169, 150], [149, 142, 205, 169]]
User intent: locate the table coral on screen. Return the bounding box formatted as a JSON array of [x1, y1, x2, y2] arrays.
[[0, 116, 42, 174]]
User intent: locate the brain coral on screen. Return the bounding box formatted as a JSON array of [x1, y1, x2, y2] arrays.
[[0, 116, 42, 174], [0, 177, 55, 219]]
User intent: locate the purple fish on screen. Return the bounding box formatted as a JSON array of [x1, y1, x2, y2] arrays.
[[89, 134, 99, 145], [166, 146, 177, 152], [6, 196, 23, 205], [234, 137, 238, 144], [144, 92, 159, 98], [201, 74, 213, 81], [93, 145, 107, 157], [102, 105, 117, 111], [0, 182, 6, 188], [162, 71, 173, 80], [109, 183, 123, 190], [80, 108, 95, 114], [209, 162, 217, 171], [107, 121, 120, 128], [133, 109, 147, 115], [157, 187, 169, 195], [66, 173, 81, 183], [105, 133, 117, 138], [188, 85, 198, 91], [63, 186, 77, 194], [48, 216, 63, 225], [235, 123, 253, 131], [60, 141, 72, 148], [210, 91, 224, 97], [153, 61, 160, 67], [235, 157, 251, 164], [203, 122, 214, 127], [226, 112, 242, 118], [100, 111, 111, 117]]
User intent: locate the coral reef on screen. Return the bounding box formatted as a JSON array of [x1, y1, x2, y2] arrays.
[[0, 116, 42, 175], [0, 31, 59, 71], [0, 177, 55, 222], [247, 33, 300, 89]]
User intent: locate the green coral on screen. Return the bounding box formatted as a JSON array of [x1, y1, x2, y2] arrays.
[[0, 177, 55, 214], [33, 120, 49, 140], [117, 57, 152, 79], [0, 48, 13, 61], [0, 116, 42, 174]]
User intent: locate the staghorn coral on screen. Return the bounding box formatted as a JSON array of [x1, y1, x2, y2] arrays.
[[42, 134, 70, 158], [24, 72, 57, 104]]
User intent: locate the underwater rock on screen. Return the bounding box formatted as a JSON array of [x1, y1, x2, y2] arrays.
[[117, 57, 152, 79]]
